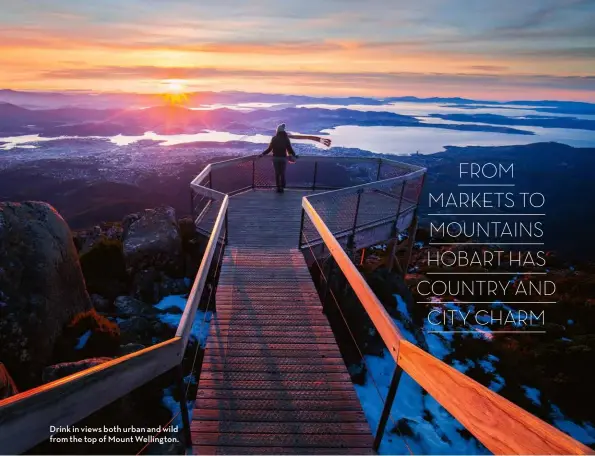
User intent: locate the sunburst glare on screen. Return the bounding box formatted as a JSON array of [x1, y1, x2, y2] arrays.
[[161, 80, 188, 105]]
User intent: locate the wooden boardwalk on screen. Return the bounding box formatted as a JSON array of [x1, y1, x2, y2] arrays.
[[191, 190, 374, 454]]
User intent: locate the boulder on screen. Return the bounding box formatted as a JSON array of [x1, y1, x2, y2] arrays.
[[114, 296, 160, 316], [90, 294, 112, 313], [42, 358, 112, 383], [0, 202, 92, 388], [184, 239, 204, 278], [159, 275, 189, 299], [151, 320, 176, 341], [119, 343, 146, 356], [74, 223, 124, 255], [0, 363, 18, 399], [122, 206, 183, 277], [79, 238, 128, 300], [160, 305, 183, 315], [132, 270, 190, 305], [178, 216, 197, 246], [131, 268, 161, 304], [119, 317, 153, 345]]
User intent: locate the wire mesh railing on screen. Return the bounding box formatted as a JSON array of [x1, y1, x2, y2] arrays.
[[194, 155, 421, 197], [299, 169, 425, 263], [191, 154, 424, 256], [300, 228, 414, 452]]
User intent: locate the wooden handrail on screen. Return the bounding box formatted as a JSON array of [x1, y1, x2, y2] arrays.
[[177, 195, 228, 347], [190, 163, 212, 186], [0, 183, 229, 454], [302, 197, 403, 357], [302, 194, 593, 455], [0, 338, 182, 454], [398, 340, 593, 455]]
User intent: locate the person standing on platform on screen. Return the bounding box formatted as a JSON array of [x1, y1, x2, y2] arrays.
[[260, 123, 331, 193]]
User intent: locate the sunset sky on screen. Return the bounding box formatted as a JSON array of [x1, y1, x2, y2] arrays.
[[1, 0, 594, 100]]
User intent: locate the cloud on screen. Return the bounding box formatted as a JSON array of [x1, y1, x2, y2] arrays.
[[1, 0, 594, 100], [38, 65, 595, 91], [465, 65, 510, 72]]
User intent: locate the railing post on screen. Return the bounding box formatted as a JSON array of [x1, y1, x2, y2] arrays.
[[376, 158, 382, 181], [347, 189, 363, 253], [209, 171, 213, 189], [224, 210, 229, 244], [176, 364, 192, 449], [190, 189, 194, 222], [312, 161, 318, 191], [252, 158, 256, 189], [321, 256, 335, 313], [391, 181, 407, 237], [298, 208, 305, 248], [403, 211, 418, 274], [373, 365, 403, 451]]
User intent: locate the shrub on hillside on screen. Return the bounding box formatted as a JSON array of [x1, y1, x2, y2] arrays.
[[53, 309, 121, 362]]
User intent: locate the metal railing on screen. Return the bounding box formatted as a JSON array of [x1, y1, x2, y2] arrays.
[[0, 176, 229, 454], [191, 154, 424, 252], [299, 191, 592, 455]]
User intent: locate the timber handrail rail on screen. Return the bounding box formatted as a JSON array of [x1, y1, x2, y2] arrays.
[[0, 339, 182, 455], [301, 195, 593, 455], [0, 178, 229, 454], [302, 197, 403, 356], [177, 195, 228, 348]]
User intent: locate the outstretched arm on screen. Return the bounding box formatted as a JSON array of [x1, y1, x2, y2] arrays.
[[260, 140, 273, 157], [287, 134, 331, 147]]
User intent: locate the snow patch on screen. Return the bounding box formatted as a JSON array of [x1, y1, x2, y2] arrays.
[[551, 406, 595, 444], [354, 350, 487, 454], [154, 294, 212, 347], [74, 330, 92, 350], [522, 386, 541, 406]]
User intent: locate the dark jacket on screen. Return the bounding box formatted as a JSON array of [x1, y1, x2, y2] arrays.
[[262, 131, 296, 158]]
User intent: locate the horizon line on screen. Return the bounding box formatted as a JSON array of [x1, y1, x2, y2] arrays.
[[1, 87, 594, 105]]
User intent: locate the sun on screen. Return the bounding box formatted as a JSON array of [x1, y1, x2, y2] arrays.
[[161, 80, 189, 105], [167, 81, 184, 93]]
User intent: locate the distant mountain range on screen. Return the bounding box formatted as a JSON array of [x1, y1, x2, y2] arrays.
[[2, 101, 594, 139], [0, 102, 541, 137], [2, 88, 595, 114]]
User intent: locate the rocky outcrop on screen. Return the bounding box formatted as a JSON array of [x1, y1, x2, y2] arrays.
[[132, 269, 189, 304], [0, 202, 92, 388], [42, 358, 112, 383], [0, 363, 18, 399], [179, 216, 203, 278], [119, 343, 146, 356], [122, 206, 183, 277], [73, 223, 124, 256], [114, 295, 161, 316], [79, 238, 128, 300], [119, 317, 153, 345], [118, 317, 174, 346], [90, 294, 111, 313]]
